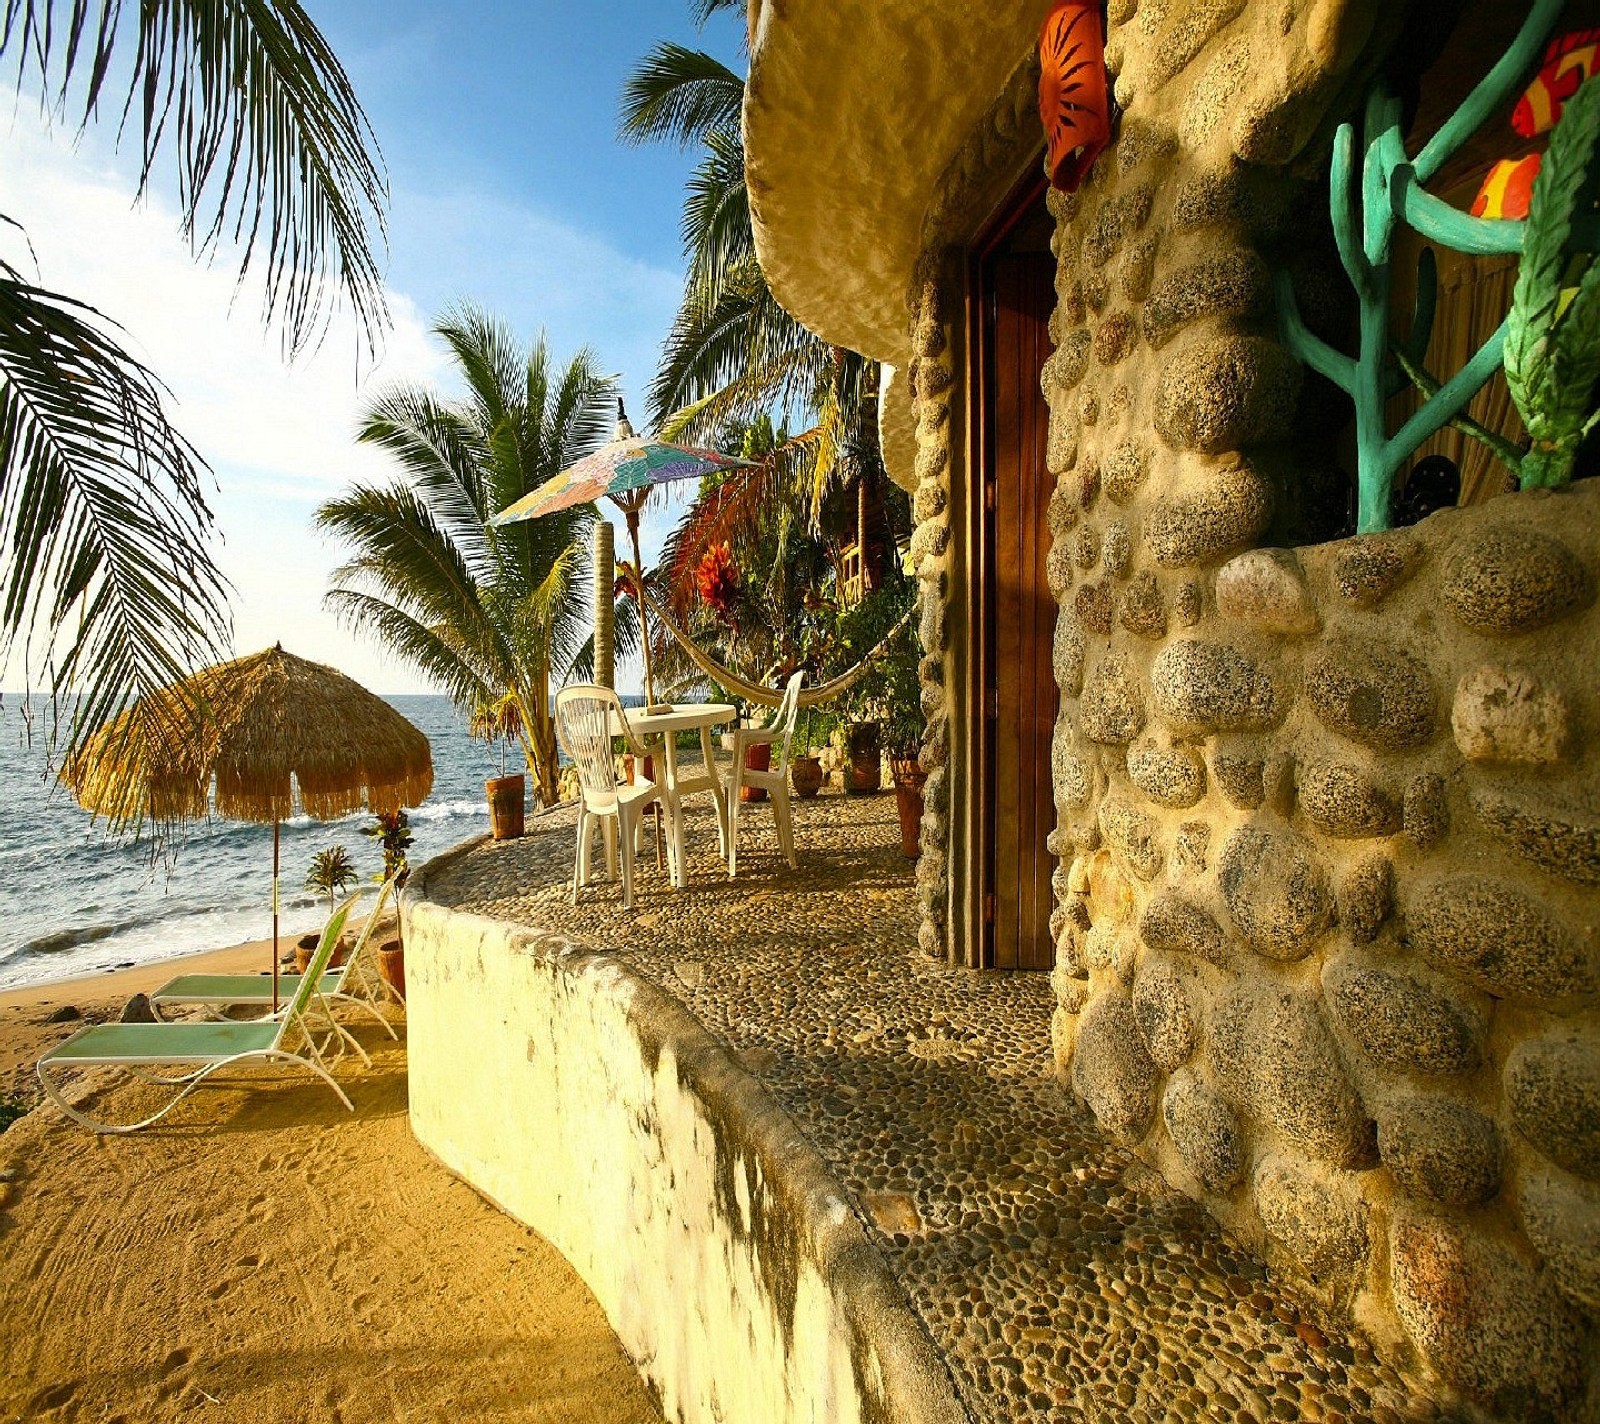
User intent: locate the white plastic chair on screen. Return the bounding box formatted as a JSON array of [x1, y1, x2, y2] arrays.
[[726, 671, 803, 877], [556, 685, 665, 910]]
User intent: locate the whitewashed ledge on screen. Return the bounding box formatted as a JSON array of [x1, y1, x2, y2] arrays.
[[404, 839, 968, 1424]]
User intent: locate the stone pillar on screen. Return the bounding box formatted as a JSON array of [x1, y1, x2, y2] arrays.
[[593, 519, 615, 691]]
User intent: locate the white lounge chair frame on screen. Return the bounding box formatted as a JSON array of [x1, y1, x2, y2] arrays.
[[149, 875, 402, 1038], [726, 671, 803, 877], [37, 889, 364, 1134], [556, 685, 667, 910]]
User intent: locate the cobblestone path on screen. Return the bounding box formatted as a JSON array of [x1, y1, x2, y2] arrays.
[[425, 786, 1452, 1424]]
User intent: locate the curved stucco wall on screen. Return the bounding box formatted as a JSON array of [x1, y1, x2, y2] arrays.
[[401, 889, 967, 1424]]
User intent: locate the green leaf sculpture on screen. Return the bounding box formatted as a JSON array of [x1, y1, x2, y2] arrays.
[[1505, 76, 1600, 490]]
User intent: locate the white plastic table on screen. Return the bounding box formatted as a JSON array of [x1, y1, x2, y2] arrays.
[[610, 702, 737, 887]]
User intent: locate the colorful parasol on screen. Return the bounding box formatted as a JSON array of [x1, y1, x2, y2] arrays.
[[494, 400, 752, 711]]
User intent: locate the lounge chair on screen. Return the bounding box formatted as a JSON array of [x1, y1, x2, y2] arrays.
[[149, 875, 401, 1037], [37, 889, 363, 1134]]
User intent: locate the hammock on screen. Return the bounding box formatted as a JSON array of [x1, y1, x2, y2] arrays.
[[637, 584, 916, 709]]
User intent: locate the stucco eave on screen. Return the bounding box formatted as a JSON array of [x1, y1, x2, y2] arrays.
[[745, 1, 1047, 366]]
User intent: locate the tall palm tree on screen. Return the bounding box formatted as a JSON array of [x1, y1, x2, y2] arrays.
[[316, 309, 621, 807], [1, 1, 388, 777], [619, 16, 880, 525]]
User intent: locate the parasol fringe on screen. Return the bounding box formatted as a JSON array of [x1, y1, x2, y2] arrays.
[[64, 646, 433, 830]]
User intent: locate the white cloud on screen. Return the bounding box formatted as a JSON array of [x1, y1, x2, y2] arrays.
[[1, 118, 682, 696]]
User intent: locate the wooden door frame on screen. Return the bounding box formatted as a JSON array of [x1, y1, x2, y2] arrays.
[[961, 167, 1051, 970]]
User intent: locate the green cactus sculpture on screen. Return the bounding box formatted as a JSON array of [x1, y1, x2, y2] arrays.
[[1273, 0, 1598, 532], [1505, 76, 1600, 490]]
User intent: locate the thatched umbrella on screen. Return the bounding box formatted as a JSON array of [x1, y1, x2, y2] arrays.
[[64, 645, 433, 1007]]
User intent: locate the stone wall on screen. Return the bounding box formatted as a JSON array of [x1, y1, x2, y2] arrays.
[[903, 1, 1600, 1418], [402, 889, 967, 1424]]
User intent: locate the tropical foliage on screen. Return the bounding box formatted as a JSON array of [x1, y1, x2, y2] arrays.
[[0, 0, 388, 779], [317, 308, 626, 806], [305, 844, 358, 911], [619, 10, 882, 526], [363, 809, 414, 889]]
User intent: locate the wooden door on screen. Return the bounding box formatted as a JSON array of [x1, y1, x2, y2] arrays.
[[980, 245, 1057, 969]]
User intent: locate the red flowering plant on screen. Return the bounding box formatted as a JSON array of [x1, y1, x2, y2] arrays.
[[694, 541, 741, 624]]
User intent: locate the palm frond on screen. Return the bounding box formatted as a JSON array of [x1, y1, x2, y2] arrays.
[[618, 41, 742, 148], [0, 270, 230, 758], [682, 128, 752, 300], [2, 0, 390, 357], [324, 587, 490, 709]]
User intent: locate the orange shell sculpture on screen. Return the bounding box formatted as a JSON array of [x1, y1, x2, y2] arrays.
[[1039, 0, 1111, 192]]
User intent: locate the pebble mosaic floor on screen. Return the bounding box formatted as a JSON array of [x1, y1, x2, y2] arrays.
[[425, 783, 1454, 1424]]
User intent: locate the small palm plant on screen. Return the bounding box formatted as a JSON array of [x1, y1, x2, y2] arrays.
[[305, 846, 359, 913], [470, 692, 525, 779]]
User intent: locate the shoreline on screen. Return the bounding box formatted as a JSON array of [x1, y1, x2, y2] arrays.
[[0, 935, 280, 1010]]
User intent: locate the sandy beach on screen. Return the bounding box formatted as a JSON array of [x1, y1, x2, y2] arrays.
[[0, 936, 662, 1424]]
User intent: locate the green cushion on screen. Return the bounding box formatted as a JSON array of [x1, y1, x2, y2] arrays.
[[152, 970, 342, 1004], [43, 1021, 281, 1065]]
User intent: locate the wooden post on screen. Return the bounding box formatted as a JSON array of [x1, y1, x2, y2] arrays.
[[614, 490, 669, 713], [594, 519, 615, 690], [271, 820, 281, 1012]]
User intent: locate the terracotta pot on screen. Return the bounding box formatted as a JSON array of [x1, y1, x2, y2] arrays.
[[295, 930, 349, 974], [377, 938, 405, 1002], [845, 721, 881, 794], [486, 774, 525, 840], [790, 755, 824, 799], [891, 757, 927, 859], [740, 742, 770, 802]]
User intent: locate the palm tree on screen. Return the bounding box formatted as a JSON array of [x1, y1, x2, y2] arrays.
[[619, 14, 880, 526], [1, 2, 388, 776], [316, 308, 623, 807]]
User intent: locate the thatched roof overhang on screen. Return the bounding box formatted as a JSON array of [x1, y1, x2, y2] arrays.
[[745, 2, 1046, 368]]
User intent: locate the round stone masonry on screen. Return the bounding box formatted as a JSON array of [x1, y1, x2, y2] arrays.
[[1306, 635, 1436, 751], [1519, 1165, 1600, 1310], [1162, 1067, 1245, 1194], [1324, 958, 1485, 1078], [1407, 877, 1598, 1006], [1389, 1208, 1589, 1417], [1217, 824, 1333, 961], [1452, 665, 1571, 764], [1131, 958, 1198, 1070], [1209, 986, 1370, 1168], [1505, 1027, 1600, 1182], [1071, 991, 1160, 1143], [1377, 1095, 1503, 1206], [1253, 1154, 1369, 1290], [1298, 761, 1401, 839], [1138, 891, 1227, 967], [1150, 638, 1279, 731], [1214, 548, 1319, 635], [1442, 526, 1591, 634]]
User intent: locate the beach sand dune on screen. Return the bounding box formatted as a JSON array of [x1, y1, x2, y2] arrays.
[[0, 986, 662, 1423]]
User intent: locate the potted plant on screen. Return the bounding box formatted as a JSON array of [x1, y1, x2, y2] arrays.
[[882, 651, 927, 860], [363, 811, 414, 1000], [790, 708, 824, 798], [837, 583, 923, 846], [299, 845, 358, 971], [472, 693, 526, 840], [845, 719, 881, 793]]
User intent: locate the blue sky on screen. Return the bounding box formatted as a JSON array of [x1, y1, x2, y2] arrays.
[[0, 0, 745, 695]]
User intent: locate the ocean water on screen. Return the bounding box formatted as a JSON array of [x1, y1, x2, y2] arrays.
[[0, 694, 530, 992]]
